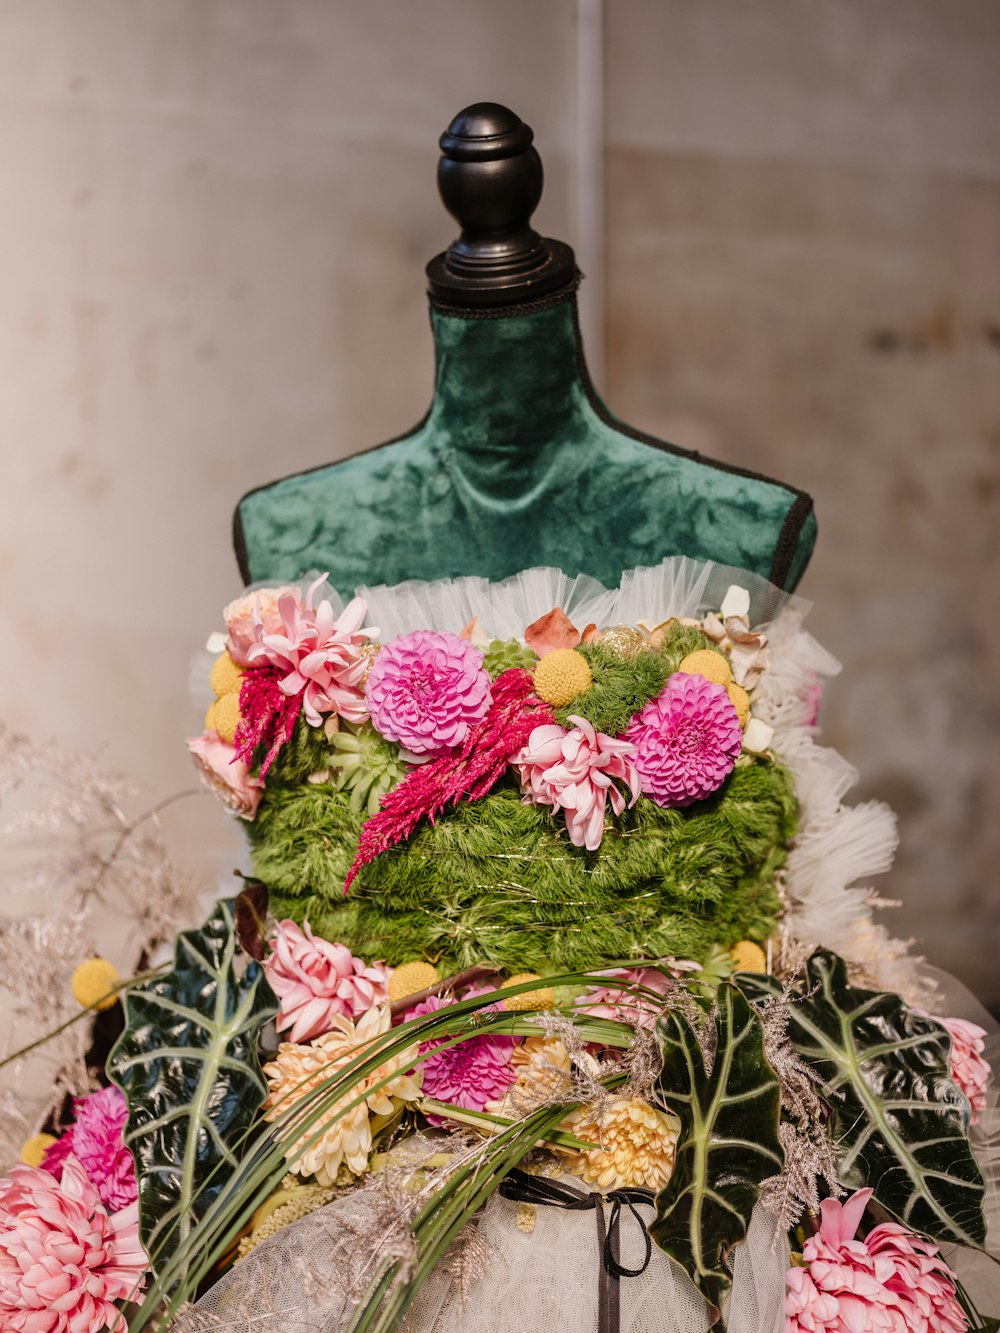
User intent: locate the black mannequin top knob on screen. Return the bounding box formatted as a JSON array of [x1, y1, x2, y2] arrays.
[[426, 103, 577, 307]]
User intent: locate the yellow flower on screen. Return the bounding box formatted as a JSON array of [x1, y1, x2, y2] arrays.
[[71, 957, 120, 1010], [563, 1096, 681, 1191], [678, 649, 732, 687], [487, 1035, 572, 1116], [262, 1005, 421, 1186], [730, 940, 767, 973], [205, 692, 242, 745], [388, 961, 440, 1004], [533, 649, 593, 707], [209, 651, 245, 699], [20, 1133, 57, 1167], [500, 973, 555, 1012], [726, 682, 751, 728]]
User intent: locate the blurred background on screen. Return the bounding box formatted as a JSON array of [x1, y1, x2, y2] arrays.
[[2, 1, 998, 1004]]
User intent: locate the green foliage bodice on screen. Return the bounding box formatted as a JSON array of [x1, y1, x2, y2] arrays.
[[234, 288, 815, 597]]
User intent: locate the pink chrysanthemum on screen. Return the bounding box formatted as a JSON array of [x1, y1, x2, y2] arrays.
[[916, 1010, 991, 1126], [575, 962, 700, 1030], [0, 1155, 147, 1332], [41, 1086, 136, 1212], [785, 1188, 966, 1333], [513, 715, 640, 851], [265, 919, 390, 1043], [365, 630, 492, 756], [245, 574, 377, 728], [625, 672, 743, 807], [406, 990, 516, 1118]]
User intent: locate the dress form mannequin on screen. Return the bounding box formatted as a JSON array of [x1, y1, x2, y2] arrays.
[[234, 104, 816, 598]]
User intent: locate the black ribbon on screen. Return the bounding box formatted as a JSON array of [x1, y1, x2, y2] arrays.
[[499, 1169, 655, 1333]]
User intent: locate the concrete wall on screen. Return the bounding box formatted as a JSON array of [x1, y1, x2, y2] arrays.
[[2, 2, 997, 1001]]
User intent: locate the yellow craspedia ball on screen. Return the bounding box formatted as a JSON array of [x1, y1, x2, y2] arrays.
[[205, 692, 242, 745], [210, 651, 245, 699], [71, 957, 121, 1010], [21, 1133, 57, 1168], [678, 649, 732, 687], [388, 961, 440, 1004], [730, 941, 768, 974], [533, 649, 593, 707], [726, 682, 751, 728], [501, 973, 555, 1011]]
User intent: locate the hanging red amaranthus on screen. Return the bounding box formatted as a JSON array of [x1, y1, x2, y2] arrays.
[[233, 665, 304, 778], [343, 668, 553, 892]]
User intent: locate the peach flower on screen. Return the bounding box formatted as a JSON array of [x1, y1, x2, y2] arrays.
[[187, 730, 264, 819], [224, 585, 303, 666], [0, 1155, 147, 1332]]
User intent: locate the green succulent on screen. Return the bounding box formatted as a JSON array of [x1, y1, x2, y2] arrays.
[[328, 722, 409, 815], [483, 637, 537, 678]]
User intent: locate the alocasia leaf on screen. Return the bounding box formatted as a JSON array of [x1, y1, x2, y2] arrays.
[[107, 898, 277, 1270], [650, 982, 783, 1315], [737, 948, 986, 1249]]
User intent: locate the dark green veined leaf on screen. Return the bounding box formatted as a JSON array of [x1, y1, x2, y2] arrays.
[[107, 898, 278, 1270], [738, 949, 986, 1249], [649, 982, 783, 1314]]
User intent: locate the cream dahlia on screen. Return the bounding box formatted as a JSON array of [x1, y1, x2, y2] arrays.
[[265, 919, 390, 1043], [514, 715, 640, 851], [263, 1004, 421, 1185], [365, 630, 493, 755], [785, 1187, 966, 1333], [0, 1155, 147, 1332], [563, 1096, 681, 1192], [486, 1035, 572, 1117]]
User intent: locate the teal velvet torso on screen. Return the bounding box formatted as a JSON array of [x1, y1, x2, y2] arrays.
[[234, 288, 815, 597]]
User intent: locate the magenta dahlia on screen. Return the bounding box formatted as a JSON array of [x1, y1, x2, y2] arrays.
[[41, 1085, 137, 1212], [406, 990, 516, 1118], [625, 672, 743, 807], [365, 630, 492, 756]]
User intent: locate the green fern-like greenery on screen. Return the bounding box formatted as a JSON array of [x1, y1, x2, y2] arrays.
[[257, 759, 795, 975]]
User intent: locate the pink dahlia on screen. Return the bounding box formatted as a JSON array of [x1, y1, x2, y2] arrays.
[[785, 1187, 966, 1333], [41, 1086, 136, 1212], [187, 730, 263, 818], [224, 585, 303, 667], [0, 1155, 147, 1332], [406, 990, 516, 1118], [576, 962, 700, 1030], [245, 574, 376, 728], [935, 1014, 990, 1126], [513, 715, 640, 851], [264, 919, 390, 1043], [625, 672, 743, 807], [365, 630, 492, 756]]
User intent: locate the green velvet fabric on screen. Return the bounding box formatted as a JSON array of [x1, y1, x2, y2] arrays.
[[235, 290, 815, 597]]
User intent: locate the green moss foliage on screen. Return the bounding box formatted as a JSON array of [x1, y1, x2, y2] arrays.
[[554, 643, 670, 736], [258, 760, 796, 977]]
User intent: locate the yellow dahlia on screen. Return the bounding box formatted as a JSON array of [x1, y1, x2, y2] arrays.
[[563, 1096, 681, 1191], [486, 1035, 572, 1116], [262, 1004, 421, 1185]]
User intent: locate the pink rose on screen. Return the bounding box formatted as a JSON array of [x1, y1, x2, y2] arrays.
[[265, 919, 390, 1042], [187, 730, 264, 819]]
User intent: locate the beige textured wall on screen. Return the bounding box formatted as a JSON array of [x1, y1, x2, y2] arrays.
[[2, 3, 998, 1001]]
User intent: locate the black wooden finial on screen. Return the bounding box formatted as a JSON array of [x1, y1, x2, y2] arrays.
[[426, 102, 577, 307]]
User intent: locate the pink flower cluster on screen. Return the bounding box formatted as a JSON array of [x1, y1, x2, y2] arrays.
[[407, 990, 516, 1118], [187, 731, 263, 819], [785, 1188, 966, 1333], [576, 961, 700, 1030], [0, 1156, 146, 1332], [241, 575, 376, 728], [514, 715, 640, 851], [264, 919, 390, 1042], [41, 1086, 136, 1213], [625, 672, 743, 807], [938, 1015, 990, 1126], [365, 630, 492, 756]]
